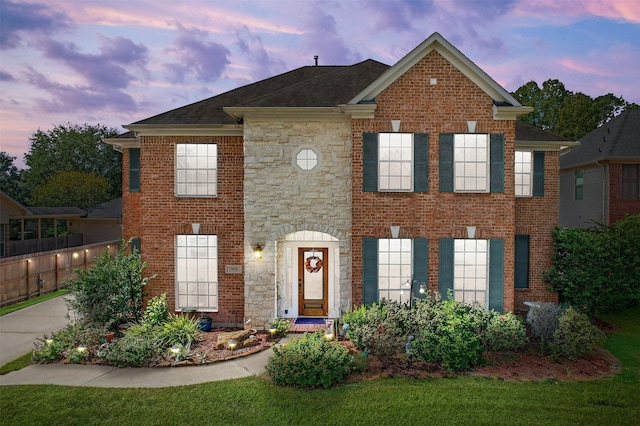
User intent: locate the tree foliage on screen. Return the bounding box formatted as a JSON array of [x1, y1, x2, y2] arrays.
[[513, 79, 639, 140], [543, 214, 640, 316], [0, 152, 27, 203], [23, 123, 121, 205], [29, 171, 112, 208]]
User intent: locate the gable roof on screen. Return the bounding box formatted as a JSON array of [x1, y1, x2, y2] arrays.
[[514, 121, 577, 150], [127, 60, 389, 128], [349, 32, 529, 117], [560, 109, 640, 169]]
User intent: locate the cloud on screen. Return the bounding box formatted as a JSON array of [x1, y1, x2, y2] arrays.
[[23, 67, 138, 113], [235, 25, 287, 81], [0, 69, 15, 81], [368, 0, 436, 32], [38, 35, 148, 90], [301, 6, 361, 65], [164, 24, 231, 84], [0, 0, 71, 49]]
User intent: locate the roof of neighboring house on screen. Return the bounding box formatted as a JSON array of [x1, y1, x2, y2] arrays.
[[85, 197, 122, 219], [515, 121, 569, 142], [560, 109, 640, 169], [129, 60, 390, 126], [28, 206, 86, 217]]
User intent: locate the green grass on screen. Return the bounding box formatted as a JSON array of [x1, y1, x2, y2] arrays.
[[0, 289, 68, 316], [0, 353, 32, 375], [1, 309, 638, 426]]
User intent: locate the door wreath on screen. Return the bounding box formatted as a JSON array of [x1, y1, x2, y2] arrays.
[[305, 256, 323, 273]]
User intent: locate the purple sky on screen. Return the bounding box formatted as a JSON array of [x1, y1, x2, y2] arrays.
[[1, 0, 639, 168]]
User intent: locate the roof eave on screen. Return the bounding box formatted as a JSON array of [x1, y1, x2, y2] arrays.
[[223, 106, 351, 121], [516, 140, 580, 151], [123, 124, 244, 137], [494, 105, 534, 120]]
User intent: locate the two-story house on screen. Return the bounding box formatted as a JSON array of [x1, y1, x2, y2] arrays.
[[105, 33, 572, 328]]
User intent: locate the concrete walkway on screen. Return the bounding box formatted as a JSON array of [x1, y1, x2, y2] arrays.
[[0, 296, 280, 388]]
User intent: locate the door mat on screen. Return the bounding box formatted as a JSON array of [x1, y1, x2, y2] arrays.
[[295, 318, 327, 325]]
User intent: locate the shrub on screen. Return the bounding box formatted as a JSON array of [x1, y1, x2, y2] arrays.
[[98, 333, 163, 367], [528, 302, 565, 349], [143, 293, 169, 327], [482, 312, 528, 352], [158, 314, 203, 347], [266, 331, 353, 388], [550, 307, 606, 360], [271, 318, 290, 337], [32, 324, 84, 363], [65, 239, 155, 331]]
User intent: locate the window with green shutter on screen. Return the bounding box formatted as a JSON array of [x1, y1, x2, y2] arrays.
[[514, 235, 530, 289], [362, 133, 428, 193], [533, 152, 545, 197], [129, 148, 140, 192], [130, 237, 141, 254], [488, 239, 504, 312]]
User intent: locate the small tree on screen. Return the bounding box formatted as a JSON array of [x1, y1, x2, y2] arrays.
[[65, 240, 155, 331]]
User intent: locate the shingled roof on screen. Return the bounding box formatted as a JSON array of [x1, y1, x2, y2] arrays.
[[560, 109, 640, 169], [129, 59, 390, 126]]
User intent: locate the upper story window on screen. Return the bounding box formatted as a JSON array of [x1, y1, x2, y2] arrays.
[[363, 132, 428, 193], [515, 151, 532, 197], [622, 164, 639, 198], [575, 170, 584, 200], [295, 148, 319, 171], [454, 134, 489, 192], [379, 133, 413, 191], [176, 144, 217, 197]]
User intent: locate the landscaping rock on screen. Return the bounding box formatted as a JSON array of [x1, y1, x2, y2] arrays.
[[216, 329, 257, 349]]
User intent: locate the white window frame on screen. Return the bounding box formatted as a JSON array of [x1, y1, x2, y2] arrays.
[[453, 239, 489, 306], [379, 133, 414, 192], [378, 238, 413, 303], [454, 134, 489, 193], [515, 151, 533, 197], [176, 235, 218, 312], [175, 143, 217, 197]]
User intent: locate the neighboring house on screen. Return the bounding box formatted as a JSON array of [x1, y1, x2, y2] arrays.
[[105, 33, 574, 328], [0, 191, 121, 257], [560, 109, 640, 228]]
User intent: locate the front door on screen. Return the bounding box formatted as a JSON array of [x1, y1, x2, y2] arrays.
[[298, 248, 328, 316]]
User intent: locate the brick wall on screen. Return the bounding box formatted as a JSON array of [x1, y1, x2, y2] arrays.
[[352, 50, 518, 311], [124, 135, 245, 325], [609, 163, 640, 224]]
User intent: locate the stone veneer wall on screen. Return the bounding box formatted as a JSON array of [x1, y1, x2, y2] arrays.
[[243, 119, 352, 328]]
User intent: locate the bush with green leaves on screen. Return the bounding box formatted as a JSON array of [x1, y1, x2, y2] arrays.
[[65, 239, 155, 331], [544, 214, 640, 316], [32, 324, 84, 363], [97, 332, 164, 367], [481, 311, 528, 352], [266, 331, 354, 388], [527, 302, 566, 350], [143, 293, 169, 327], [271, 317, 290, 337], [550, 307, 606, 360], [158, 313, 203, 347]]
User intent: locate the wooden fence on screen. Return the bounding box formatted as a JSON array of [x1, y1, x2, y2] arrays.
[[9, 234, 84, 257], [0, 241, 118, 307]]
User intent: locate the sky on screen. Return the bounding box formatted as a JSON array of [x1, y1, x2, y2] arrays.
[[1, 0, 639, 169]]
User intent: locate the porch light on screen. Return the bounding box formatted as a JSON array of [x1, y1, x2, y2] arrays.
[[228, 339, 238, 350], [254, 244, 263, 259], [467, 120, 477, 133], [391, 120, 401, 132], [390, 225, 400, 239]]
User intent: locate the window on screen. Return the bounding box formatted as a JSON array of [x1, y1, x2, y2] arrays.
[[515, 151, 532, 197], [363, 132, 428, 193], [622, 164, 639, 198], [130, 148, 140, 192], [378, 239, 413, 303], [176, 235, 218, 311], [575, 170, 584, 200], [295, 148, 318, 171], [453, 239, 489, 306], [176, 144, 217, 197], [362, 238, 428, 305], [379, 133, 413, 191], [454, 134, 489, 192]]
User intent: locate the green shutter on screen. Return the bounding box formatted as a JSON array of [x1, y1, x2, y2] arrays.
[[490, 134, 504, 193], [131, 237, 141, 254], [362, 238, 378, 305], [514, 235, 530, 289], [129, 148, 140, 192], [489, 239, 504, 311], [413, 238, 428, 299], [533, 151, 545, 197], [439, 134, 454, 192], [414, 133, 429, 192], [363, 133, 378, 192], [438, 239, 454, 297]]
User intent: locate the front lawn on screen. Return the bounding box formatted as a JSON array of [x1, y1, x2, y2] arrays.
[[2, 308, 638, 426]]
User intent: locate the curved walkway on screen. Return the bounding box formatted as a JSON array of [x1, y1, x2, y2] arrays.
[[0, 296, 281, 388]]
